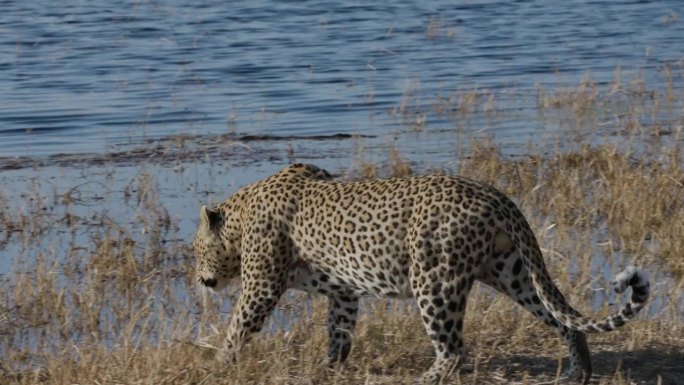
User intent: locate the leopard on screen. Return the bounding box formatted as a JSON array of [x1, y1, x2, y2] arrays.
[[193, 163, 650, 385]]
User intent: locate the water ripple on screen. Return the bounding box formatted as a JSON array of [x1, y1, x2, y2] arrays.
[[1, 0, 683, 157]]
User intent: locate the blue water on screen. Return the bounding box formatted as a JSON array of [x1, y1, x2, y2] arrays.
[[1, 0, 683, 158]]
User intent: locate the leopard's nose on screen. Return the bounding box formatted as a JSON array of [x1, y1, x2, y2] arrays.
[[201, 277, 217, 288]]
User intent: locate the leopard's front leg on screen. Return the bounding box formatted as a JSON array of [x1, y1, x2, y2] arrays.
[[218, 271, 287, 363]]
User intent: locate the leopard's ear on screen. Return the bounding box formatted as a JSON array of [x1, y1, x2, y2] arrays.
[[199, 205, 221, 232]]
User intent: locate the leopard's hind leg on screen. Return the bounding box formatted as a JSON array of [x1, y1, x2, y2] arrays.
[[479, 233, 591, 384]]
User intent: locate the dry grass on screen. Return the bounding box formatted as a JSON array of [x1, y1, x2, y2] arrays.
[[455, 139, 684, 280], [1, 66, 683, 384]]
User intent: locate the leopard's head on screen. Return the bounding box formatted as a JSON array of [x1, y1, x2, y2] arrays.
[[193, 200, 243, 291]]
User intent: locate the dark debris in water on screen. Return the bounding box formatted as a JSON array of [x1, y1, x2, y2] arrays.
[[225, 133, 374, 142], [0, 132, 375, 171]]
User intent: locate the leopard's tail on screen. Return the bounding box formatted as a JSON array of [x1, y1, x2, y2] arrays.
[[505, 221, 650, 333]]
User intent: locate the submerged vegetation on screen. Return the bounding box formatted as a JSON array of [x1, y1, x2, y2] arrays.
[[1, 64, 683, 384]]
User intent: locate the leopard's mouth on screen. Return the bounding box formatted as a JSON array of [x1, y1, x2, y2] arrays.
[[199, 277, 217, 288], [197, 272, 231, 291]]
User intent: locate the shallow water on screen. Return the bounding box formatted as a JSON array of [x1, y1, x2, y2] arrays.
[[1, 0, 683, 159]]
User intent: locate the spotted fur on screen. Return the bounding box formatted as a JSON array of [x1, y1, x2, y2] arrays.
[[193, 163, 649, 385]]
